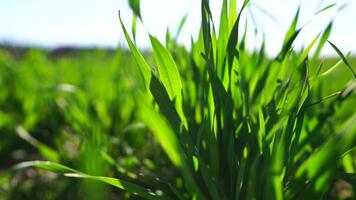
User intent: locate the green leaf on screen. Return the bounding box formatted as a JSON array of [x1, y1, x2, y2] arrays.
[[217, 0, 229, 76], [328, 41, 356, 79], [315, 3, 336, 15], [283, 7, 300, 45], [297, 33, 320, 65], [150, 35, 182, 100], [227, 0, 250, 64], [149, 75, 182, 132], [277, 29, 301, 61], [1, 161, 163, 200], [318, 53, 351, 77], [132, 15, 138, 43], [228, 0, 237, 31], [313, 22, 333, 59], [176, 14, 188, 39], [138, 97, 183, 167], [15, 126, 59, 162], [128, 0, 141, 19], [119, 12, 152, 89], [149, 35, 187, 127], [138, 88, 204, 199]]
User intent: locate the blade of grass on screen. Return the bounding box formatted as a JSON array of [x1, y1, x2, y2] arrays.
[[149, 35, 187, 127], [128, 0, 142, 20], [227, 0, 250, 64], [297, 33, 320, 65], [318, 54, 351, 77], [315, 3, 336, 15], [139, 97, 182, 167], [149, 35, 183, 101], [283, 7, 300, 45], [176, 14, 188, 39], [328, 41, 356, 79], [1, 160, 164, 200], [119, 12, 152, 90], [313, 22, 333, 59], [138, 95, 204, 199], [15, 125, 59, 162]]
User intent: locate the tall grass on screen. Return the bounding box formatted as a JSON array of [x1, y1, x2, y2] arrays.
[[1, 0, 356, 199]]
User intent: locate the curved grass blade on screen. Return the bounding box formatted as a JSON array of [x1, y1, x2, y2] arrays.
[[277, 29, 301, 61], [132, 15, 137, 43], [149, 35, 182, 101], [313, 22, 333, 59], [129, 0, 142, 20], [315, 3, 336, 15], [15, 125, 59, 162], [138, 96, 205, 199], [229, 0, 237, 30], [149, 35, 187, 127], [1, 161, 164, 200], [283, 7, 300, 45], [149, 75, 182, 133], [328, 41, 356, 79], [318, 53, 351, 77], [176, 14, 188, 39], [297, 33, 320, 65], [227, 0, 250, 64], [119, 12, 152, 90], [138, 96, 183, 167], [306, 91, 342, 107], [217, 0, 228, 76]]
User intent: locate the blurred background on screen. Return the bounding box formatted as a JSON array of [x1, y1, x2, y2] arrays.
[[0, 0, 355, 56]]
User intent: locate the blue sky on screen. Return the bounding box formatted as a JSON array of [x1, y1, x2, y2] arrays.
[[0, 0, 355, 56]]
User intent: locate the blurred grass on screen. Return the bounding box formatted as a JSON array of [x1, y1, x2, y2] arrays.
[[0, 47, 166, 200]]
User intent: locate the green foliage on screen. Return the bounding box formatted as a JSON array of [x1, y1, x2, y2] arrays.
[[128, 0, 141, 19], [1, 0, 356, 200]]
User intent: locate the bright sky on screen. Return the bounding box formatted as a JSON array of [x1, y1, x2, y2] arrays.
[[0, 0, 355, 56]]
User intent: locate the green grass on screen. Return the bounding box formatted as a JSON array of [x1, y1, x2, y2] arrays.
[[1, 0, 356, 199]]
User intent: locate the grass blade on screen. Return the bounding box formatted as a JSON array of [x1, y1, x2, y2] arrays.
[[313, 22, 333, 59], [15, 125, 59, 162], [1, 161, 164, 200], [149, 35, 183, 101], [315, 3, 336, 15], [297, 33, 320, 65], [176, 14, 188, 39], [149, 35, 187, 127], [129, 0, 142, 20], [138, 97, 182, 167], [328, 41, 356, 79], [119, 12, 152, 89], [283, 7, 300, 45]]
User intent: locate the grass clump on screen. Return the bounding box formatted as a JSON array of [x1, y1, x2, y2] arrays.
[[1, 0, 356, 199]]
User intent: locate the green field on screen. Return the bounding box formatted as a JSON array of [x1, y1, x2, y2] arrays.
[[1, 0, 356, 199]]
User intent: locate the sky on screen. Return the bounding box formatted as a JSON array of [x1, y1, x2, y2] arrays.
[[0, 0, 355, 56]]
